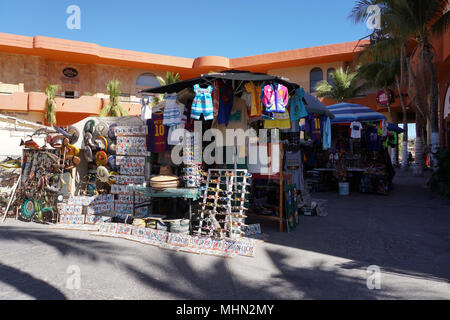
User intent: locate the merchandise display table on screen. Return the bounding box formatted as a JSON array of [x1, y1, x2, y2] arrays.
[[128, 185, 199, 231]]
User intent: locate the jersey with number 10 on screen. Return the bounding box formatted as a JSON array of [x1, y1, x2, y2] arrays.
[[147, 113, 169, 153]]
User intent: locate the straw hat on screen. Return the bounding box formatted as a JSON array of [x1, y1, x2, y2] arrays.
[[96, 166, 110, 183]]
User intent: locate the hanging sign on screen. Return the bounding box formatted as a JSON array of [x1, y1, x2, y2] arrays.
[[444, 86, 450, 119], [376, 90, 394, 106], [63, 67, 78, 78]]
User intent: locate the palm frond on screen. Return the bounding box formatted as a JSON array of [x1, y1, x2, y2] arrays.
[[45, 84, 60, 125]]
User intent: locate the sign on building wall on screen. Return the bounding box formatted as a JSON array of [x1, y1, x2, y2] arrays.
[[63, 67, 78, 78]]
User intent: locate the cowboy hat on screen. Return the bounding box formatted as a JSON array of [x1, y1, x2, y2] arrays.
[[108, 143, 117, 155], [96, 166, 110, 183]]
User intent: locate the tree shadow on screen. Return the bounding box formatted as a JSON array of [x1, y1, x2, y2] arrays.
[[121, 248, 392, 300], [0, 262, 66, 300], [0, 225, 125, 264], [254, 171, 450, 283]]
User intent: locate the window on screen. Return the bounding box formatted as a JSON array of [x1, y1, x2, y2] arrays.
[[310, 68, 323, 93], [327, 68, 336, 86], [136, 73, 160, 88]]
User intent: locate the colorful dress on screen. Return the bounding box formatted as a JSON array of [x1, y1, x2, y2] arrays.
[[191, 84, 214, 121]]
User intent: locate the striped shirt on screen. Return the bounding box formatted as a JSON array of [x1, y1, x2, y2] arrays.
[[191, 84, 214, 121]]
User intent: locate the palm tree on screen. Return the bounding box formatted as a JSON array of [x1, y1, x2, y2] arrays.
[[152, 72, 181, 107], [350, 0, 450, 175], [99, 80, 128, 117], [45, 84, 60, 126], [314, 67, 365, 103], [157, 72, 180, 87]]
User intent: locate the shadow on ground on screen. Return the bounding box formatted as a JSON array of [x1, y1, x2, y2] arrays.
[[254, 170, 450, 283]]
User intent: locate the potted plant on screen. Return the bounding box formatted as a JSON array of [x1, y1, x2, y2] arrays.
[[334, 160, 349, 195]]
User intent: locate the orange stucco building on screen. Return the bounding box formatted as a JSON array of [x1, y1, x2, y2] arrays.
[[0, 31, 448, 145]]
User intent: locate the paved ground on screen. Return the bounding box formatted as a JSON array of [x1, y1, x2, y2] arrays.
[[0, 170, 449, 300]]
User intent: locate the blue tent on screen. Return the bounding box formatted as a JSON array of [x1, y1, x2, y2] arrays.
[[327, 103, 387, 124]]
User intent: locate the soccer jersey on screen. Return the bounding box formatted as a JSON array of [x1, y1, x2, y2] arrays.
[[147, 113, 169, 153]]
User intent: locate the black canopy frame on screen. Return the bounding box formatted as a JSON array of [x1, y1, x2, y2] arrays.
[[140, 70, 300, 95], [140, 70, 334, 118]]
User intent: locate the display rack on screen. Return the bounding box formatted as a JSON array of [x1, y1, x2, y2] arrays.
[[196, 169, 250, 239]]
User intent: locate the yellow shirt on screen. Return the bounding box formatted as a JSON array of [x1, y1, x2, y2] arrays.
[[245, 82, 263, 118]]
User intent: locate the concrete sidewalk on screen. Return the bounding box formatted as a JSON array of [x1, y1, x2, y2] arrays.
[[0, 170, 449, 300]]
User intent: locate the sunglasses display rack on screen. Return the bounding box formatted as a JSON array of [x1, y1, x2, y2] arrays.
[[182, 132, 203, 188], [195, 169, 251, 239]]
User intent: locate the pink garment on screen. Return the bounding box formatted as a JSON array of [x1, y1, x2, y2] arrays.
[[261, 83, 289, 113]]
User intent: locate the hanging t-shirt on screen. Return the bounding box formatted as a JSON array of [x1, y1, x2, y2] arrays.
[[289, 88, 308, 121], [350, 121, 363, 139], [147, 113, 169, 153], [322, 117, 331, 150], [217, 80, 234, 126], [163, 93, 183, 126], [366, 125, 381, 151], [285, 150, 305, 191], [244, 82, 263, 118], [140, 96, 152, 121], [305, 114, 322, 144], [212, 97, 248, 149]]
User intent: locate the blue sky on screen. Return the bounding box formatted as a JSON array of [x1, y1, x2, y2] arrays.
[[0, 0, 370, 58]]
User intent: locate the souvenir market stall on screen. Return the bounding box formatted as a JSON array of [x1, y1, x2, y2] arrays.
[[304, 102, 397, 195], [140, 70, 335, 234]]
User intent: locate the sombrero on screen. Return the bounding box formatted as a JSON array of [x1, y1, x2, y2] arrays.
[[64, 155, 81, 170], [96, 166, 110, 183], [107, 155, 117, 171], [67, 126, 80, 144], [84, 120, 96, 134], [84, 146, 93, 162], [108, 123, 118, 140], [108, 143, 117, 155], [95, 151, 108, 166], [94, 121, 109, 139], [95, 136, 108, 151], [66, 144, 80, 156], [50, 135, 69, 149]]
